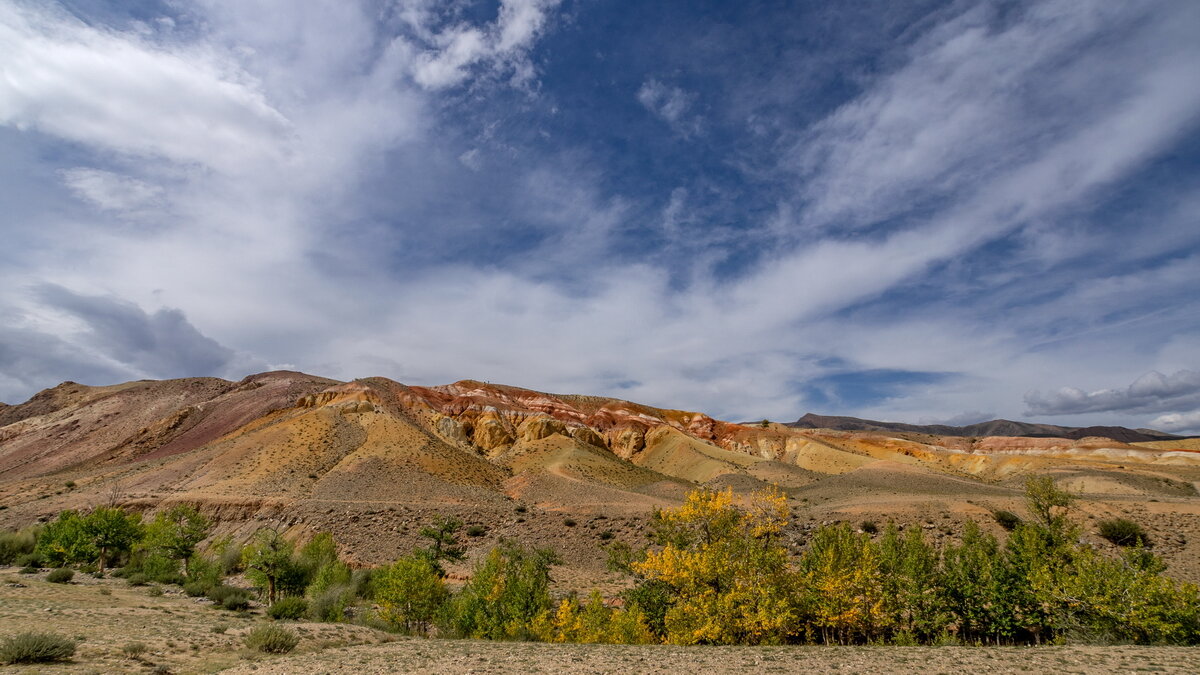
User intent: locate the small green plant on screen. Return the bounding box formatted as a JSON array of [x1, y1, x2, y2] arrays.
[[46, 568, 74, 584], [121, 641, 148, 659], [991, 509, 1022, 531], [146, 585, 164, 597], [466, 525, 487, 537], [860, 520, 878, 535], [222, 594, 250, 611], [64, 481, 76, 490], [19, 565, 39, 575], [99, 588, 111, 596], [599, 530, 615, 541], [211, 624, 228, 634], [1097, 518, 1151, 547], [267, 596, 308, 621], [563, 518, 577, 527], [244, 624, 299, 654], [127, 573, 149, 586], [0, 632, 76, 664]]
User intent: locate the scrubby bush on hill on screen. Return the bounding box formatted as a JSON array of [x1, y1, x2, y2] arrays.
[[267, 596, 308, 620], [46, 568, 74, 584], [1097, 518, 1151, 548], [244, 624, 298, 653], [0, 632, 76, 664]]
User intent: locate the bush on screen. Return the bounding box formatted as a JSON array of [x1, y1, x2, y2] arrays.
[[46, 568, 74, 584], [860, 520, 878, 535], [19, 565, 38, 575], [563, 518, 577, 527], [127, 573, 149, 586], [183, 581, 213, 597], [121, 641, 148, 658], [308, 585, 354, 622], [153, 572, 186, 586], [1098, 518, 1151, 548], [466, 525, 486, 537], [0, 632, 76, 664], [0, 529, 37, 565], [146, 585, 163, 597], [514, 505, 528, 514], [207, 585, 251, 611], [222, 594, 250, 611], [991, 510, 1022, 531], [15, 552, 42, 568], [244, 624, 299, 654], [267, 596, 308, 621], [599, 530, 615, 541]]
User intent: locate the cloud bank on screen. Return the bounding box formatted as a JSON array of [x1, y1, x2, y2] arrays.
[[0, 0, 1197, 432]]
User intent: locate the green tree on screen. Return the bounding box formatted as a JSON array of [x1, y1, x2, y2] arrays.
[[35, 511, 95, 567], [374, 554, 449, 634], [145, 505, 211, 576], [448, 540, 560, 640], [243, 527, 296, 605], [416, 516, 465, 576], [81, 507, 143, 573]]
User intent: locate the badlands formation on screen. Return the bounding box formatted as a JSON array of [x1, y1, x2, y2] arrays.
[[2, 371, 1199, 586]]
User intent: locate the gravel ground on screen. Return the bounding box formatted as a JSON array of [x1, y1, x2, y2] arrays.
[[223, 639, 1200, 675]]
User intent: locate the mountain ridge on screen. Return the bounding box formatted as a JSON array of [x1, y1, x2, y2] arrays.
[[788, 412, 1186, 443]]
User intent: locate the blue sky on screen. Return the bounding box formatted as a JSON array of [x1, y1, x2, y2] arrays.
[[1, 0, 1199, 432]]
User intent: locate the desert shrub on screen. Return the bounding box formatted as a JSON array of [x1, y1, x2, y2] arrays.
[[308, 584, 355, 622], [19, 565, 39, 574], [121, 641, 148, 658], [184, 581, 213, 597], [46, 568, 74, 584], [1097, 518, 1151, 548], [127, 573, 149, 586], [146, 585, 164, 597], [222, 594, 250, 611], [0, 529, 37, 565], [0, 632, 76, 664], [244, 624, 299, 654], [514, 505, 528, 514], [374, 555, 448, 634], [860, 520, 878, 534], [351, 568, 376, 599], [466, 525, 486, 537], [992, 510, 1022, 531], [206, 584, 249, 604], [563, 518, 577, 527], [243, 528, 305, 604], [153, 572, 187, 586], [268, 596, 308, 621], [598, 530, 615, 541], [16, 552, 42, 568]]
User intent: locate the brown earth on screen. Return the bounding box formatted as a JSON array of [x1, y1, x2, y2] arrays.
[[3, 372, 1200, 586]]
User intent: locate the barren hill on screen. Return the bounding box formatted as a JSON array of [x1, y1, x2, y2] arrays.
[[3, 372, 1200, 585]]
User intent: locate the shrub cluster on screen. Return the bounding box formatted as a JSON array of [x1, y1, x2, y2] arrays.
[[0, 632, 76, 664], [244, 625, 299, 653], [46, 568, 74, 584]]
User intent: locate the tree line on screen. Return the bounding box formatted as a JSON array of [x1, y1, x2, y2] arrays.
[[2, 476, 1197, 646]]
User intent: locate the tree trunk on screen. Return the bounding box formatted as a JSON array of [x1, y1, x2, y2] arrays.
[[183, 555, 190, 577], [268, 576, 277, 605], [98, 548, 107, 574]]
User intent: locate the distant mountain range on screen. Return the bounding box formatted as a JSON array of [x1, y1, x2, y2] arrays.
[[787, 413, 1186, 444]]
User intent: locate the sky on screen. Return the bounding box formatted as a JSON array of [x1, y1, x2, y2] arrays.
[[1, 0, 1198, 433]]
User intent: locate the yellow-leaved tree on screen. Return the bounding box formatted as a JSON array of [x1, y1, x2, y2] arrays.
[[632, 487, 797, 645]]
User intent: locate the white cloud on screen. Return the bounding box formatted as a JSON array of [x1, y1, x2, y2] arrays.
[[1026, 370, 1200, 416], [60, 168, 163, 214], [1149, 411, 1200, 434], [638, 79, 702, 135], [0, 3, 291, 171]]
